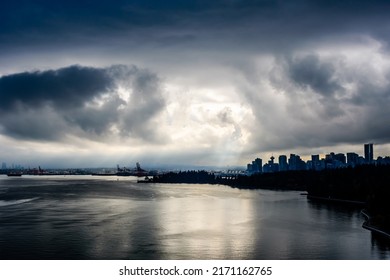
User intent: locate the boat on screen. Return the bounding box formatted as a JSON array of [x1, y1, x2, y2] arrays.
[[7, 172, 23, 177], [137, 176, 153, 183]]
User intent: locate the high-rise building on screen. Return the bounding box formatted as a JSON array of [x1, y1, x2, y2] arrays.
[[288, 154, 298, 170], [310, 155, 322, 170], [334, 153, 346, 164], [364, 143, 374, 163], [325, 152, 335, 163], [288, 154, 306, 170], [253, 158, 262, 173], [278, 155, 288, 171], [347, 152, 359, 167], [247, 158, 262, 174], [311, 155, 320, 162]]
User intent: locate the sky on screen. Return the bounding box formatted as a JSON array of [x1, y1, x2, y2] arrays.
[[1, 0, 390, 169]]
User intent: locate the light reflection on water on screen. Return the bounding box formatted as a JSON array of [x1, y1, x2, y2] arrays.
[[0, 175, 389, 259], [156, 186, 256, 259]]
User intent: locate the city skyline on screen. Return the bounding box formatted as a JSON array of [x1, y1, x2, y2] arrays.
[[247, 142, 390, 174], [1, 1, 390, 168], [2, 142, 389, 171]]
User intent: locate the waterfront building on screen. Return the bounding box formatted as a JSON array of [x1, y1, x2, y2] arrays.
[[364, 143, 374, 163]]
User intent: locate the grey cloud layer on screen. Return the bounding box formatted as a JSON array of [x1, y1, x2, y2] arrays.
[[0, 65, 166, 142], [1, 0, 390, 54], [1, 0, 390, 165], [247, 53, 390, 150]]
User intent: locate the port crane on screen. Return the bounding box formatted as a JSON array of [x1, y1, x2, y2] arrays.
[[116, 162, 148, 177]]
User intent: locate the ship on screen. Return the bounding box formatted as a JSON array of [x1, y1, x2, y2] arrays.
[[7, 171, 23, 177]]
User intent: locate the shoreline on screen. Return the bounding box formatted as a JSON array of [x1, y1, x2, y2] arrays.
[[307, 195, 366, 206], [361, 210, 390, 239], [309, 196, 390, 239]]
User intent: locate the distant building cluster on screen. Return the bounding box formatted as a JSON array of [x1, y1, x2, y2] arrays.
[[1, 162, 23, 171], [246, 143, 390, 174]]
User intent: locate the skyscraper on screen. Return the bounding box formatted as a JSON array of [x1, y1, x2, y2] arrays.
[[247, 158, 262, 174], [254, 158, 262, 173], [278, 155, 288, 171], [364, 143, 373, 163], [288, 154, 306, 170]]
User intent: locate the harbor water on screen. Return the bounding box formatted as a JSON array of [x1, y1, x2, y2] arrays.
[[0, 175, 389, 259]]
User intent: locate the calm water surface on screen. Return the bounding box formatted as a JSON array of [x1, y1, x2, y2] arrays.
[[0, 175, 389, 259]]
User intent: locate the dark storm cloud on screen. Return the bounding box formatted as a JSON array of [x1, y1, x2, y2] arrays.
[[286, 55, 342, 97], [0, 65, 113, 110], [65, 94, 126, 136], [0, 65, 166, 142], [0, 107, 69, 141], [1, 0, 390, 53]]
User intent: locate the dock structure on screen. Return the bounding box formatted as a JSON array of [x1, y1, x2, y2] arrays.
[[215, 170, 244, 180]]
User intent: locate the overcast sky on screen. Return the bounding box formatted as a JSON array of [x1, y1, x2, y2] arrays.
[[1, 0, 390, 168]]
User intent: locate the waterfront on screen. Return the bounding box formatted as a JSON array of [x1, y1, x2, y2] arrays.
[[0, 175, 389, 259]]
